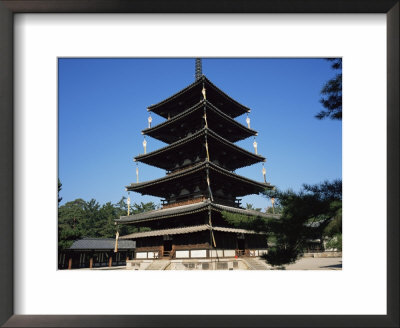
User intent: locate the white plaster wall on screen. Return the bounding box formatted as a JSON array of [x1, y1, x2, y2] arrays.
[[136, 252, 147, 259], [210, 250, 223, 258], [190, 250, 207, 258], [224, 250, 236, 257], [176, 250, 189, 258]]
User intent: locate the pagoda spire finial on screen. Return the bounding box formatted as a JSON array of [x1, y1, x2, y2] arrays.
[[195, 58, 202, 81]]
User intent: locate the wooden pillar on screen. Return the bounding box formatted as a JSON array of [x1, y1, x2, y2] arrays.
[[108, 254, 113, 267], [89, 257, 93, 269], [68, 257, 72, 270]]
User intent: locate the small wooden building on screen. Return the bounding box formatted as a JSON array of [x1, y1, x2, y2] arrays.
[[59, 238, 136, 269]]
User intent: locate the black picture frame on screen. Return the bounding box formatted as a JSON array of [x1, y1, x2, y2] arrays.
[[0, 1, 398, 327]]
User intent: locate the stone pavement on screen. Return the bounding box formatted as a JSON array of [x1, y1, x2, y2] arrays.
[[74, 256, 342, 270], [283, 257, 342, 270], [242, 257, 271, 270], [146, 259, 170, 270]]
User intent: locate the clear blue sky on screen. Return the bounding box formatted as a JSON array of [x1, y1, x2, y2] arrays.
[[58, 58, 342, 210]]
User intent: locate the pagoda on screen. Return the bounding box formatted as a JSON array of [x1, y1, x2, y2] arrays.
[[116, 59, 275, 261]]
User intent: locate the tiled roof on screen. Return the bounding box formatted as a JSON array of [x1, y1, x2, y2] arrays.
[[212, 203, 281, 220], [120, 224, 210, 239], [120, 224, 265, 239], [212, 226, 266, 234], [135, 127, 265, 170], [148, 75, 250, 114], [126, 160, 271, 193], [147, 77, 202, 110], [68, 238, 135, 250], [116, 200, 281, 224], [116, 201, 209, 223], [143, 100, 256, 137], [126, 161, 204, 191]]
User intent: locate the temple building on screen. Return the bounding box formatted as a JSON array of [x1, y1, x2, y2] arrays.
[[115, 60, 275, 261], [59, 238, 136, 269]]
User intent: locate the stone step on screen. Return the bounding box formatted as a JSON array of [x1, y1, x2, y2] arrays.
[[145, 260, 170, 270], [243, 258, 270, 270]]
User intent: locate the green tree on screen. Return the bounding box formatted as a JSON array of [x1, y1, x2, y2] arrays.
[[245, 203, 262, 212], [262, 180, 342, 266], [323, 200, 342, 236], [58, 197, 158, 251], [325, 233, 342, 251], [221, 211, 270, 233], [116, 196, 128, 215], [58, 179, 62, 204], [58, 198, 86, 250], [322, 200, 342, 251], [82, 199, 102, 237], [265, 204, 283, 214], [118, 201, 157, 235], [132, 201, 157, 214], [96, 202, 119, 238], [221, 181, 341, 266], [316, 58, 342, 120]]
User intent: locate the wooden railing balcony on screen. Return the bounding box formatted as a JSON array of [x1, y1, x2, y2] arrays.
[[235, 249, 246, 257], [162, 195, 242, 208], [162, 196, 205, 209], [161, 249, 175, 259]]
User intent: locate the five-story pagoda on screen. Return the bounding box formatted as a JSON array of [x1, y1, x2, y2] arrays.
[[116, 59, 275, 260]]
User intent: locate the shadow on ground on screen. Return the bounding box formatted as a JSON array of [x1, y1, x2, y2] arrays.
[[319, 261, 342, 269]]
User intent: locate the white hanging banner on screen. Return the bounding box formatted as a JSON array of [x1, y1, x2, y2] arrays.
[[143, 138, 147, 154], [262, 165, 266, 183], [253, 139, 258, 155]]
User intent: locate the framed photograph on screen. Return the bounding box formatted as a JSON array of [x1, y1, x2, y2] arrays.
[[0, 1, 398, 327]]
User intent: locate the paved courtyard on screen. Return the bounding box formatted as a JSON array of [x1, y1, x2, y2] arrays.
[[283, 257, 342, 270], [82, 256, 342, 270]]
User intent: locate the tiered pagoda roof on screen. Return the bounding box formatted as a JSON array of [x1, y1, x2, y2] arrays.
[[127, 160, 269, 200], [148, 75, 250, 119], [116, 199, 280, 225], [144, 100, 256, 144], [119, 68, 274, 245], [120, 225, 266, 240], [135, 127, 264, 172]]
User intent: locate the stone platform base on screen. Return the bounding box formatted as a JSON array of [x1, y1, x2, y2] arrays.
[[126, 258, 251, 270], [168, 258, 249, 270], [303, 251, 342, 258]]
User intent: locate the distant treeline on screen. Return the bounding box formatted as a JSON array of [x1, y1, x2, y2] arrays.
[[58, 197, 156, 251]]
